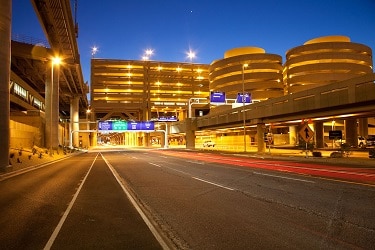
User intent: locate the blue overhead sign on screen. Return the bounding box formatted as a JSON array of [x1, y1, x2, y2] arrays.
[[127, 121, 155, 131], [157, 116, 178, 122], [98, 121, 112, 131], [98, 121, 154, 131], [236, 92, 252, 103], [210, 91, 226, 103]]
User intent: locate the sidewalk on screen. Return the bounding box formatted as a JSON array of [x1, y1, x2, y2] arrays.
[[1, 147, 82, 177]]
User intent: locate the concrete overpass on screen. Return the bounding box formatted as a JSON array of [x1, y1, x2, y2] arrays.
[[1, 0, 88, 169], [171, 73, 375, 150]]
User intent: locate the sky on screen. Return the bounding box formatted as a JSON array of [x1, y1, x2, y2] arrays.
[[11, 0, 375, 85]]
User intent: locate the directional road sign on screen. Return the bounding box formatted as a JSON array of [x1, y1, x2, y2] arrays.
[[299, 124, 314, 142]]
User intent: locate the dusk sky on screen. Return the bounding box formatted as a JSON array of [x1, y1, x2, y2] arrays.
[[11, 0, 375, 85]]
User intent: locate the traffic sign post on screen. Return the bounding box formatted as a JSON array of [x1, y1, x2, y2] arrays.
[[299, 123, 314, 158]]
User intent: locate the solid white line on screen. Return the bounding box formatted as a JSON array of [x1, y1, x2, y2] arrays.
[[102, 155, 170, 250], [192, 177, 235, 191], [253, 171, 315, 183], [44, 153, 99, 250]]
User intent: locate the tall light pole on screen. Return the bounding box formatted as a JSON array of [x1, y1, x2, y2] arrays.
[[142, 49, 153, 147], [187, 49, 196, 117], [142, 48, 153, 120], [50, 56, 61, 156], [242, 63, 248, 152]]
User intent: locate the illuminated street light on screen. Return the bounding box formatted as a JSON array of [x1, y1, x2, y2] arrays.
[[186, 50, 196, 62], [242, 63, 248, 152], [50, 56, 61, 156], [142, 49, 154, 61], [91, 46, 98, 57]]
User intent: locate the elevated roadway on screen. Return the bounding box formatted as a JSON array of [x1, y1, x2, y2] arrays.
[[11, 0, 88, 116], [171, 73, 375, 149]]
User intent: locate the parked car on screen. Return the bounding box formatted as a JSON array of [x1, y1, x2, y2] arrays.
[[358, 136, 366, 148], [203, 140, 215, 147]]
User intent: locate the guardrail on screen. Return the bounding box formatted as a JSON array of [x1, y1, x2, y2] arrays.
[[11, 34, 49, 48]]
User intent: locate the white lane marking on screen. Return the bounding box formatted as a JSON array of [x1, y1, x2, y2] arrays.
[[192, 177, 235, 191], [44, 153, 99, 250], [149, 161, 234, 191], [253, 171, 315, 183], [149, 163, 162, 168], [102, 155, 170, 250], [185, 160, 204, 165]]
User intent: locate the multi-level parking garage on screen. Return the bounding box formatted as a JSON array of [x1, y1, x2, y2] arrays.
[[284, 35, 373, 94], [209, 47, 284, 101], [91, 59, 210, 121]]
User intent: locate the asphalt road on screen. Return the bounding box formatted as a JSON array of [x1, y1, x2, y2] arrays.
[[0, 153, 162, 250], [1, 149, 374, 249]]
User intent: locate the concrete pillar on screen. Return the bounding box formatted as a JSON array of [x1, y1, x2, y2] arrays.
[[314, 121, 324, 148], [289, 126, 297, 146], [257, 123, 266, 153], [358, 118, 368, 137], [64, 120, 69, 146], [70, 96, 79, 148], [0, 0, 11, 170], [91, 112, 97, 147], [185, 118, 196, 149], [144, 133, 151, 147], [345, 119, 357, 147], [160, 131, 166, 148]]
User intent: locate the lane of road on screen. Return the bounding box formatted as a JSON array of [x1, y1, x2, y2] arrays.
[[0, 153, 94, 249], [159, 150, 375, 185], [105, 149, 375, 249]]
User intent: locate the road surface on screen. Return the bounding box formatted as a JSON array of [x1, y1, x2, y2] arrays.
[[1, 149, 374, 249]]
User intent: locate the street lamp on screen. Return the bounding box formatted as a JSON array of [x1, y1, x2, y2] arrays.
[[142, 49, 153, 61], [50, 56, 61, 156], [91, 46, 98, 58], [186, 50, 196, 62], [242, 63, 248, 152]]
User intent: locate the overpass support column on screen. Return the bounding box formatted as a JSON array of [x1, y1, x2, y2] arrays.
[[289, 126, 297, 146], [0, 0, 11, 170], [185, 118, 196, 149], [257, 123, 266, 154], [358, 118, 368, 137], [345, 119, 357, 147], [314, 121, 324, 148], [91, 112, 97, 147], [70, 96, 79, 148]]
